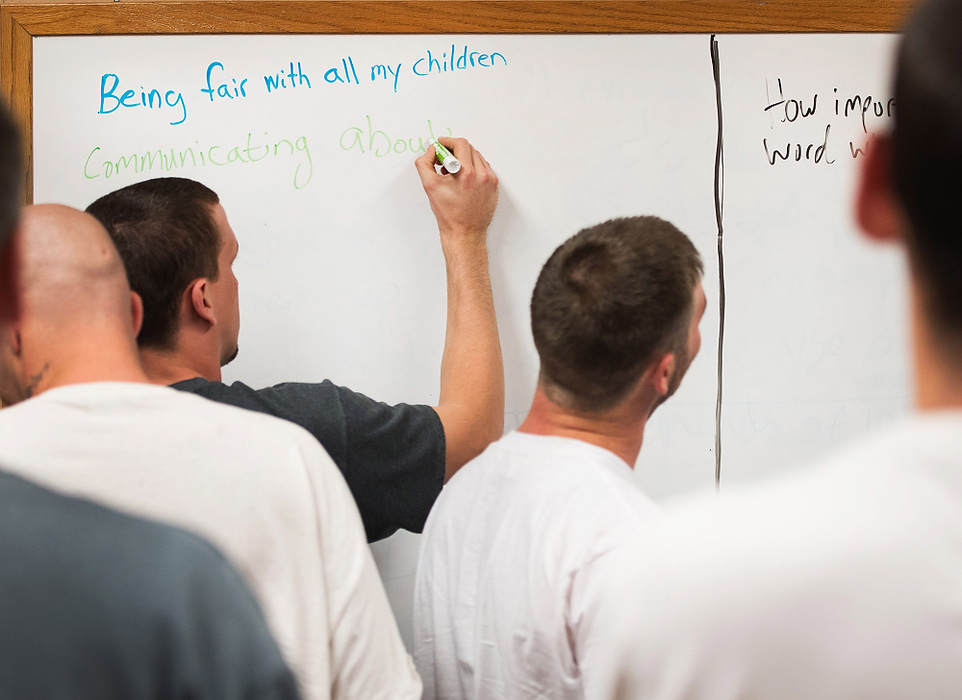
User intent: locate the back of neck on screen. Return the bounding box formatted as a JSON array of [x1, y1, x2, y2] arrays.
[[518, 388, 645, 467], [24, 332, 150, 398], [911, 282, 962, 411], [139, 345, 220, 386]]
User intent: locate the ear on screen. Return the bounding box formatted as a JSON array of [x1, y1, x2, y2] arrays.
[[7, 326, 22, 357], [650, 352, 676, 397], [188, 278, 216, 326], [130, 291, 144, 338], [855, 134, 904, 243]]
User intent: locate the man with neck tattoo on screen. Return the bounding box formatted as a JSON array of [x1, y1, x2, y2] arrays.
[[0, 202, 421, 700], [0, 101, 298, 698]]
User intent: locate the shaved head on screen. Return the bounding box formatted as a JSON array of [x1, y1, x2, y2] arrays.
[[0, 205, 145, 404], [17, 205, 134, 327]]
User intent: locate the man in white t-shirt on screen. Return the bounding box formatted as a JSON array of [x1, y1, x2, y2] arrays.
[[0, 203, 421, 700], [592, 1, 962, 698], [413, 216, 707, 700], [0, 99, 297, 700]]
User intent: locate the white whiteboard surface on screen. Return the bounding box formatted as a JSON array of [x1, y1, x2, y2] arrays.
[[33, 32, 907, 650], [719, 34, 909, 484]]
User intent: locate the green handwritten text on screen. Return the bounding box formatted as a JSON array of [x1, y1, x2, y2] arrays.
[[84, 131, 313, 189]]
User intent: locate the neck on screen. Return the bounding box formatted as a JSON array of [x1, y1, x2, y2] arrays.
[[912, 284, 962, 410], [518, 386, 649, 467], [139, 343, 221, 386], [23, 330, 149, 398]]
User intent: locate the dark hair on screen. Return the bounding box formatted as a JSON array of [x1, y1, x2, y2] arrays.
[[892, 0, 962, 341], [531, 216, 703, 413], [0, 100, 24, 249], [86, 178, 221, 349]]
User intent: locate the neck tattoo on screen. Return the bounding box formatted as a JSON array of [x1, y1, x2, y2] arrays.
[[24, 363, 50, 399]]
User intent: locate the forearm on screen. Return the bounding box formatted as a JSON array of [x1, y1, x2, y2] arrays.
[[435, 236, 504, 481], [415, 136, 504, 480]]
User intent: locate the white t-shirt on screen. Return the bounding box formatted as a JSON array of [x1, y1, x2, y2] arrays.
[[592, 412, 962, 700], [414, 431, 661, 700], [0, 382, 420, 700]]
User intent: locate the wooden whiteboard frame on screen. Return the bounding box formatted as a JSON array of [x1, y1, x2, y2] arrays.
[[1, 0, 911, 202]]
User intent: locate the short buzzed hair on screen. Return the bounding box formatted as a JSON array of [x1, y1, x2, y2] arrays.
[[892, 0, 962, 344], [531, 216, 703, 413], [86, 178, 221, 350], [0, 101, 24, 249]]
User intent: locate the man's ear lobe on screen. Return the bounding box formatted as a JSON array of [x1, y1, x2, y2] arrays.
[[855, 134, 904, 243], [8, 327, 22, 357], [130, 291, 144, 338], [188, 278, 216, 325], [651, 353, 676, 397]]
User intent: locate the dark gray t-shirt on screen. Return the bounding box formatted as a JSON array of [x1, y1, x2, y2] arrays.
[[0, 469, 299, 700], [171, 378, 446, 542]]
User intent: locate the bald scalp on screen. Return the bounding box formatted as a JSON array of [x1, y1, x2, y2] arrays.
[[0, 204, 148, 404], [19, 204, 135, 330]]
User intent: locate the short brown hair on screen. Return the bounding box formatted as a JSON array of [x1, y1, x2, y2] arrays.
[[531, 216, 703, 413], [893, 0, 962, 344], [86, 178, 220, 349]]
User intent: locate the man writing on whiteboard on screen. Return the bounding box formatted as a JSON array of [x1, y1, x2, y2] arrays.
[[592, 1, 962, 697], [87, 137, 503, 542]]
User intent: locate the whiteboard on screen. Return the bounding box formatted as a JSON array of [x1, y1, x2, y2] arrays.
[[32, 32, 907, 649]]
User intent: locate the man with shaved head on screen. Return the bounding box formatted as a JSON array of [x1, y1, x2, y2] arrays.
[[0, 202, 422, 700], [0, 102, 298, 698], [0, 204, 145, 403]]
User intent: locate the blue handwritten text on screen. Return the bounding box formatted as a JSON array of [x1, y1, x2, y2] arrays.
[[324, 57, 360, 86], [370, 63, 402, 93], [412, 45, 507, 77], [99, 73, 187, 126], [201, 62, 249, 102], [264, 62, 312, 92]]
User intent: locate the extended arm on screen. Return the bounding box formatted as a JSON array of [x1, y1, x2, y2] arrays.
[[415, 138, 504, 481]]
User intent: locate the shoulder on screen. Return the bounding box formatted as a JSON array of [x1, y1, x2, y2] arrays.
[[169, 379, 330, 441], [590, 416, 962, 698], [606, 447, 871, 600], [0, 466, 248, 596], [164, 382, 353, 499], [172, 376, 328, 405], [173, 376, 441, 440], [0, 470, 296, 697], [425, 433, 656, 555]]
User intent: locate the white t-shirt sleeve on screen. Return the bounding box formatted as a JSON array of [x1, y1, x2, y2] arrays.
[[301, 440, 422, 700], [569, 547, 630, 700]]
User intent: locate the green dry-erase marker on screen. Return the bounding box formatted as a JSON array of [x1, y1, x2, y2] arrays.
[[430, 139, 461, 174]]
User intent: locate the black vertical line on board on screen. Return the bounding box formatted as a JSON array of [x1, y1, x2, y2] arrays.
[[710, 34, 726, 490]]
